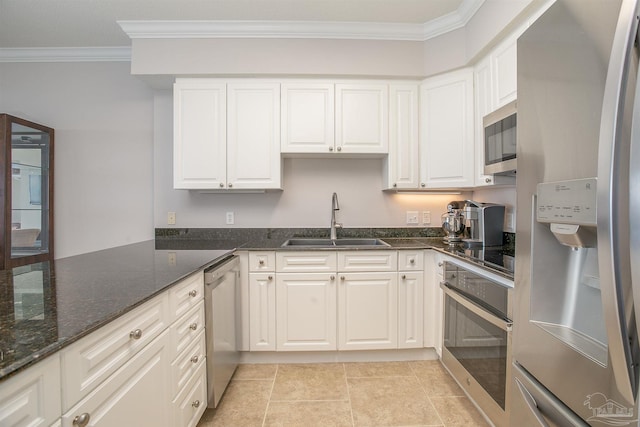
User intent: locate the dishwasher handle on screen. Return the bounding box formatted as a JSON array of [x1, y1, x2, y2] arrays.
[[204, 255, 239, 288]]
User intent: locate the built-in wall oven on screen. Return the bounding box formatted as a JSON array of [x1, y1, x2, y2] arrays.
[[440, 260, 513, 427]]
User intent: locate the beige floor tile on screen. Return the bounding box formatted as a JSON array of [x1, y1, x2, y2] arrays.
[[271, 363, 349, 401], [234, 364, 278, 380], [430, 396, 490, 427], [348, 376, 443, 426], [409, 360, 465, 397], [197, 380, 273, 426], [264, 400, 353, 426], [344, 361, 413, 378]]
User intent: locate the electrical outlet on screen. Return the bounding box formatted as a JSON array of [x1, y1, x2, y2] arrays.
[[168, 252, 177, 266], [226, 212, 235, 225], [422, 211, 431, 225], [167, 212, 176, 225], [406, 211, 419, 225]]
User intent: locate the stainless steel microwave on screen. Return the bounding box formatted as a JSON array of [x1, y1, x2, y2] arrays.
[[484, 100, 517, 175]]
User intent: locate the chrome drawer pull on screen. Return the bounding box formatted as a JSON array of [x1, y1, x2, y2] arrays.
[[189, 322, 198, 331], [189, 289, 198, 297], [129, 329, 142, 340], [192, 400, 201, 408], [191, 355, 199, 364]]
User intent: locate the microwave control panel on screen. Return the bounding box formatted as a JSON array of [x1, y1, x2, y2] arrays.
[[536, 178, 597, 226]]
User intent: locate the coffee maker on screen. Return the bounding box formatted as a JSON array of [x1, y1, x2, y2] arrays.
[[462, 200, 505, 247]]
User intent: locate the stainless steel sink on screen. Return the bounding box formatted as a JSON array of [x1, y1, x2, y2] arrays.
[[281, 238, 390, 247]]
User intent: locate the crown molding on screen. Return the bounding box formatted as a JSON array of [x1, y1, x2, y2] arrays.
[[118, 0, 485, 42], [0, 47, 131, 63]]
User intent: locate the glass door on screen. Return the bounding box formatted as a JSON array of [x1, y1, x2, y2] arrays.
[[0, 114, 54, 269]]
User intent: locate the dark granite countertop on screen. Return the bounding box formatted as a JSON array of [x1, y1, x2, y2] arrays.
[[0, 240, 233, 382]]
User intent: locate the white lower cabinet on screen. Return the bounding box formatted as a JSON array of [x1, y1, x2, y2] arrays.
[[338, 272, 398, 350], [249, 272, 277, 351], [276, 273, 337, 350], [398, 250, 424, 349], [0, 354, 61, 427], [62, 330, 172, 427], [424, 250, 444, 356], [172, 362, 207, 427]]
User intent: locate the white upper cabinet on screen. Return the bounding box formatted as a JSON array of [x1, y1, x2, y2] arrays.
[[174, 80, 226, 190], [227, 83, 281, 189], [420, 68, 475, 189], [385, 84, 420, 190], [336, 84, 389, 154], [173, 79, 281, 190], [491, 37, 518, 109], [281, 83, 335, 153]]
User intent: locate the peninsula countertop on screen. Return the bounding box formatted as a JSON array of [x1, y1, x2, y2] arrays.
[[0, 240, 233, 382]]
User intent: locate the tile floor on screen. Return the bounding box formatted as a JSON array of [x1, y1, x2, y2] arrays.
[[197, 360, 490, 426]]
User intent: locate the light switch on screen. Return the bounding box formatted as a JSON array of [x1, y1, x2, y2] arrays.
[[168, 252, 177, 266], [406, 211, 419, 225], [422, 211, 431, 225], [167, 212, 176, 225], [226, 212, 235, 225]]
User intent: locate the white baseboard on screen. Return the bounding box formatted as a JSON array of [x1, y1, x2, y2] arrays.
[[239, 347, 438, 364]]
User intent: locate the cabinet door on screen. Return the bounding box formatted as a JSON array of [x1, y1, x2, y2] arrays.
[[62, 331, 172, 427], [173, 79, 226, 189], [385, 84, 419, 189], [0, 354, 61, 427], [276, 273, 337, 351], [338, 272, 397, 350], [398, 271, 424, 349], [336, 84, 389, 154], [281, 83, 335, 153], [474, 57, 496, 187], [249, 273, 276, 351], [491, 36, 517, 109], [420, 69, 474, 188], [227, 83, 281, 189], [424, 250, 445, 356]]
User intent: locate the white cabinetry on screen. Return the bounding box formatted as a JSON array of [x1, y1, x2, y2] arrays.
[[420, 69, 475, 188], [337, 251, 398, 350], [281, 83, 335, 153], [173, 80, 226, 189], [336, 84, 389, 154], [281, 82, 389, 155], [397, 250, 424, 349], [59, 271, 206, 427], [249, 251, 277, 351], [0, 354, 61, 427], [173, 79, 281, 190], [491, 35, 518, 110], [384, 84, 420, 189], [424, 250, 445, 356]]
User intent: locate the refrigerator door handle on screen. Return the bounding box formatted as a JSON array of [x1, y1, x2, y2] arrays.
[[596, 0, 640, 404], [515, 378, 551, 427]]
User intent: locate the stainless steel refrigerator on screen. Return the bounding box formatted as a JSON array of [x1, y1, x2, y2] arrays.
[[513, 0, 640, 425]]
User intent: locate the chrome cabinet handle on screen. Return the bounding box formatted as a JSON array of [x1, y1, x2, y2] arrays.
[[189, 289, 198, 297], [337, 146, 342, 152], [219, 183, 224, 188], [329, 146, 334, 152], [402, 274, 407, 280], [73, 413, 90, 427], [330, 275, 335, 281], [340, 276, 345, 281], [393, 183, 397, 188], [421, 183, 426, 187], [129, 329, 142, 340], [189, 323, 198, 331], [485, 177, 492, 183], [259, 260, 264, 265], [228, 183, 233, 188], [191, 355, 199, 364], [409, 258, 415, 264], [268, 275, 273, 281], [192, 400, 201, 408], [438, 262, 443, 267]]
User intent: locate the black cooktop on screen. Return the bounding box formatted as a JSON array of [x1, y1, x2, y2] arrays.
[[444, 245, 515, 275]]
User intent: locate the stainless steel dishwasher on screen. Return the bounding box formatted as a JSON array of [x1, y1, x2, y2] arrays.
[[204, 255, 240, 408]]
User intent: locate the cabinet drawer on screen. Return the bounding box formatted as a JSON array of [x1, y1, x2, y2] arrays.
[[172, 362, 207, 427], [170, 272, 204, 323], [62, 330, 172, 427], [0, 354, 61, 427], [338, 251, 397, 272], [398, 250, 424, 271], [170, 301, 205, 360], [60, 293, 170, 411], [276, 251, 337, 272], [249, 251, 276, 272], [171, 331, 206, 396]]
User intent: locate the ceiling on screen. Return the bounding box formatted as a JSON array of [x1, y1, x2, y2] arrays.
[[0, 0, 466, 48]]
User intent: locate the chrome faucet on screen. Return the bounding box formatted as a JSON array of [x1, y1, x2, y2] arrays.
[[330, 192, 342, 240]]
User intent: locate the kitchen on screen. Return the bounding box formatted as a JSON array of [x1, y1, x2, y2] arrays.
[[0, 0, 636, 426]]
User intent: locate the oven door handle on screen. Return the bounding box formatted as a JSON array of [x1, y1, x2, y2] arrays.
[[440, 282, 512, 332]]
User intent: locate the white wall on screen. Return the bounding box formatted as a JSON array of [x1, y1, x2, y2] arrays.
[[154, 91, 466, 229], [0, 62, 155, 258]]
